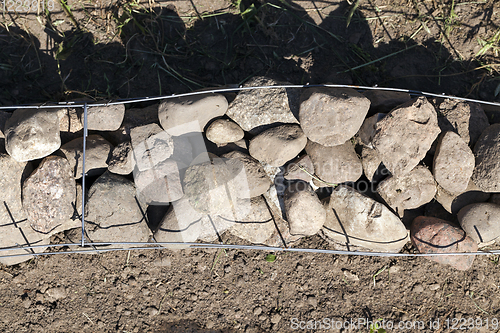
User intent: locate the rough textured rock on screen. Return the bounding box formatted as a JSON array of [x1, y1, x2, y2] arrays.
[[57, 108, 83, 143], [411, 216, 477, 270], [472, 124, 500, 192], [377, 166, 436, 216], [0, 111, 11, 139], [44, 183, 83, 237], [130, 124, 174, 171], [154, 197, 205, 247], [358, 113, 385, 146], [0, 153, 49, 265], [205, 118, 244, 145], [130, 124, 184, 204], [435, 180, 490, 215], [85, 172, 152, 245], [0, 220, 50, 266], [60, 135, 113, 179], [284, 181, 325, 236], [361, 146, 384, 182], [458, 203, 500, 245], [198, 214, 234, 243], [299, 87, 370, 146], [133, 159, 183, 204], [363, 90, 411, 114], [372, 97, 441, 176], [182, 154, 240, 215], [22, 156, 76, 233], [78, 104, 125, 131], [284, 155, 314, 182], [5, 108, 61, 162], [436, 99, 490, 147], [305, 140, 362, 185], [159, 94, 228, 136], [433, 131, 475, 195], [58, 108, 83, 132], [249, 124, 307, 167], [262, 185, 302, 247], [323, 186, 408, 252], [226, 76, 300, 134], [226, 196, 275, 244], [108, 141, 135, 175], [222, 151, 271, 198]]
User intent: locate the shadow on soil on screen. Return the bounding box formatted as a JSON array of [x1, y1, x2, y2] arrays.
[[0, 0, 497, 105], [155, 320, 234, 333]]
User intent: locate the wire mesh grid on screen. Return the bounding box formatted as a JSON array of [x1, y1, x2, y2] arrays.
[[1, 84, 500, 262]]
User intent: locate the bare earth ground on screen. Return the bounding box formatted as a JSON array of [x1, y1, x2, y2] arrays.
[[1, 0, 500, 332]]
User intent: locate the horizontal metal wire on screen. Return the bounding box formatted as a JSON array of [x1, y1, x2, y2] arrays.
[[0, 241, 498, 260], [1, 84, 500, 109]]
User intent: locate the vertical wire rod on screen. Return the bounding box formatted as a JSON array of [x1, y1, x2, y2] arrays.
[[81, 103, 88, 247]]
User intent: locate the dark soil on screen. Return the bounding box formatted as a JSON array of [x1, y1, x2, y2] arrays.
[[1, 1, 500, 332]]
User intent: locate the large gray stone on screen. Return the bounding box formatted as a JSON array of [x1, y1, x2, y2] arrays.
[[57, 108, 83, 143], [372, 97, 441, 176], [159, 94, 228, 136], [107, 141, 135, 175], [458, 203, 500, 245], [133, 159, 184, 204], [299, 87, 370, 146], [377, 166, 436, 217], [5, 108, 61, 162], [225, 196, 274, 244], [472, 124, 500, 192], [0, 153, 49, 265], [226, 76, 300, 134], [78, 104, 125, 131], [130, 124, 174, 171], [0, 220, 50, 266], [433, 131, 475, 195], [182, 154, 240, 215], [323, 186, 409, 252], [85, 172, 152, 245], [57, 108, 83, 133], [284, 181, 325, 236], [154, 197, 205, 247], [222, 151, 271, 198], [262, 185, 302, 247], [130, 124, 183, 204], [305, 140, 362, 185], [205, 118, 244, 145], [249, 124, 307, 167], [22, 156, 76, 234], [60, 135, 113, 179], [437, 99, 490, 147]]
